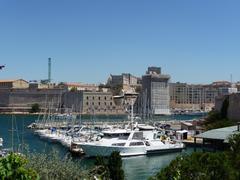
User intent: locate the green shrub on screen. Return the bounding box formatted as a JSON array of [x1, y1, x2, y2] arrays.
[[150, 132, 240, 180], [92, 151, 124, 180], [0, 153, 39, 180], [204, 111, 234, 130], [30, 104, 40, 113], [26, 151, 87, 180]]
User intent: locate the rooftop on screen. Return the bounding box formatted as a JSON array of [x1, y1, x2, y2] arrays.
[[195, 125, 239, 142], [0, 79, 28, 83]]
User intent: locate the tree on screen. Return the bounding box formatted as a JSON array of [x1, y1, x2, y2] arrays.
[[150, 152, 230, 180], [92, 151, 124, 180], [26, 150, 87, 180], [149, 132, 240, 180], [108, 152, 124, 180], [203, 110, 234, 130], [70, 87, 78, 92], [30, 103, 40, 113], [0, 153, 39, 180], [92, 156, 110, 179], [227, 133, 240, 178]]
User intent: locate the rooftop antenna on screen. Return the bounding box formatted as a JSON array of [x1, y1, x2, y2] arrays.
[[48, 58, 51, 85]]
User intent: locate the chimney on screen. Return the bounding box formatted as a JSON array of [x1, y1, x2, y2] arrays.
[[237, 122, 240, 132]]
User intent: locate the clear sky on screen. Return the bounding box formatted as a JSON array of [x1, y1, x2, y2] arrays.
[[1, 0, 240, 84]]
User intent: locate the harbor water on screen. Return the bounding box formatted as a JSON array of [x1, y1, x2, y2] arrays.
[[0, 114, 202, 180]]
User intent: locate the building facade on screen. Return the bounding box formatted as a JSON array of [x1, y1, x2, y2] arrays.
[[169, 81, 236, 111], [81, 92, 124, 114], [63, 91, 125, 115], [139, 67, 170, 115], [58, 82, 99, 92], [0, 79, 29, 89], [215, 93, 240, 122], [107, 73, 140, 93]]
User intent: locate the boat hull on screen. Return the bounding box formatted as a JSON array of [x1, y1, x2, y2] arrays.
[[80, 143, 146, 157]]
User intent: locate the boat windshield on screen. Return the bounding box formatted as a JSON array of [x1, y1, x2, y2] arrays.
[[104, 133, 130, 139], [132, 132, 143, 140], [129, 142, 144, 146]]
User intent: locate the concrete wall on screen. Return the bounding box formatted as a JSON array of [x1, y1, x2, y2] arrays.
[[62, 91, 83, 112], [215, 93, 240, 121], [0, 88, 125, 115], [0, 89, 10, 106], [228, 94, 240, 121], [0, 89, 66, 110]]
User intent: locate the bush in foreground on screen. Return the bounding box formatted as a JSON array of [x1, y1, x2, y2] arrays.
[[0, 153, 39, 180], [91, 151, 124, 180], [26, 151, 87, 180], [150, 133, 240, 180]]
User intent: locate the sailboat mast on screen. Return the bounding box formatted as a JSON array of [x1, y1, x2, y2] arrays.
[[131, 99, 134, 130]]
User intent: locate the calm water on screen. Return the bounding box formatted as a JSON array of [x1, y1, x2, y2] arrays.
[[0, 114, 201, 180]]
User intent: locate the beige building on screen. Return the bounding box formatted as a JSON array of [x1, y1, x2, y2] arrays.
[[81, 91, 125, 115], [170, 81, 235, 111], [107, 73, 140, 93], [0, 79, 29, 89]]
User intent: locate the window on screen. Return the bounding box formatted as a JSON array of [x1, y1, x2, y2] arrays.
[[86, 102, 89, 105], [98, 102, 101, 106], [129, 142, 144, 146], [104, 96, 107, 100], [86, 96, 89, 100], [132, 132, 143, 140], [98, 97, 101, 100], [119, 133, 130, 140], [112, 143, 125, 146]]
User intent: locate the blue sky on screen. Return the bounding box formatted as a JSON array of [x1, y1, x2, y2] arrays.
[[0, 0, 240, 84]]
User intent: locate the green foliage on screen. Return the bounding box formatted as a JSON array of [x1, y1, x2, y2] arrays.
[[108, 152, 124, 180], [204, 96, 234, 130], [91, 156, 110, 179], [150, 152, 230, 180], [227, 133, 240, 174], [92, 151, 124, 180], [204, 110, 234, 130], [30, 103, 40, 113], [70, 87, 78, 92], [0, 153, 39, 180], [150, 133, 240, 180], [26, 151, 87, 180]]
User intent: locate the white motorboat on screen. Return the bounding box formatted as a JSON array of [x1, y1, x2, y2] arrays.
[[78, 100, 184, 157], [78, 129, 184, 157]]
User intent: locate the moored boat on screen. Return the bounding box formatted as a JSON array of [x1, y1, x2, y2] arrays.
[[78, 129, 184, 157]]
